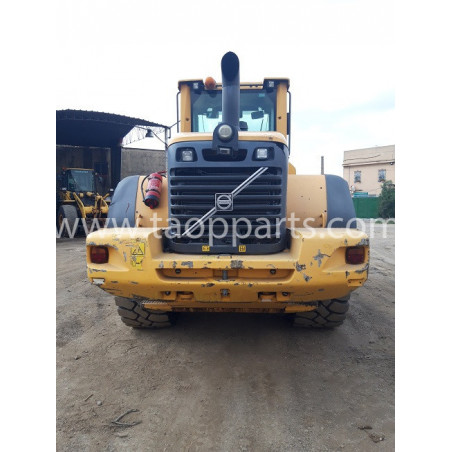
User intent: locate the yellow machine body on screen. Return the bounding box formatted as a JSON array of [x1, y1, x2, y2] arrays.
[[87, 225, 368, 313], [58, 190, 109, 218], [86, 61, 369, 315], [86, 162, 369, 313]]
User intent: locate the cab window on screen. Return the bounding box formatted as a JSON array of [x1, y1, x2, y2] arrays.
[[68, 170, 94, 192], [191, 89, 276, 133]]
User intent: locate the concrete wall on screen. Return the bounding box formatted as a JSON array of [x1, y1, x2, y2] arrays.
[[343, 145, 395, 196], [120, 148, 167, 179], [56, 146, 167, 191]]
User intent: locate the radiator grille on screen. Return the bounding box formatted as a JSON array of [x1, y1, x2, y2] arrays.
[[169, 166, 284, 245]]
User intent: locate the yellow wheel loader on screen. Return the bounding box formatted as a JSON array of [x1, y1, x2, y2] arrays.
[[57, 168, 111, 236], [86, 52, 369, 329]]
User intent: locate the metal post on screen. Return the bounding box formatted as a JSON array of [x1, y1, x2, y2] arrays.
[[164, 127, 169, 150]]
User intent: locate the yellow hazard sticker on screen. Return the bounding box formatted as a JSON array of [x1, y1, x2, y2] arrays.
[[129, 240, 145, 270], [131, 255, 144, 270], [202, 245, 210, 252], [131, 242, 145, 256], [239, 245, 246, 253]]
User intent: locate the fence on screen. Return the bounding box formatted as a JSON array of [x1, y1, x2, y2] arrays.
[[352, 196, 380, 219]]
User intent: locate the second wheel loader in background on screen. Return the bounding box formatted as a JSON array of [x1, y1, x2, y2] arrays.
[[57, 167, 111, 235]]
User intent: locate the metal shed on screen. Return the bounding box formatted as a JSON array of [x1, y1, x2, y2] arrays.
[[56, 109, 168, 188]]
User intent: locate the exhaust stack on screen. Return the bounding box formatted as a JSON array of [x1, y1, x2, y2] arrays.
[[221, 52, 240, 127]]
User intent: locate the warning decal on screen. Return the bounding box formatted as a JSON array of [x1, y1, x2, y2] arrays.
[[131, 255, 144, 270], [131, 242, 145, 256], [128, 240, 146, 270]]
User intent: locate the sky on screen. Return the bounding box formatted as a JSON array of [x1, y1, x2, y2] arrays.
[[56, 0, 394, 176]]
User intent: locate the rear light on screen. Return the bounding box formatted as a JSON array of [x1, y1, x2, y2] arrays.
[[90, 246, 109, 264], [346, 246, 365, 265]]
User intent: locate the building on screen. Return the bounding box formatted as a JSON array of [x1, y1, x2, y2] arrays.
[[56, 110, 169, 189], [343, 145, 395, 196]]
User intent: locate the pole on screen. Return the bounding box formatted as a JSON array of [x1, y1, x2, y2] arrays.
[[321, 156, 324, 175]]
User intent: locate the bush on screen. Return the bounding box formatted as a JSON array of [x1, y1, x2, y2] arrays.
[[378, 180, 395, 218]]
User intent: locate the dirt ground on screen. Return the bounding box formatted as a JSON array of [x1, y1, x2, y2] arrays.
[[56, 224, 395, 451]]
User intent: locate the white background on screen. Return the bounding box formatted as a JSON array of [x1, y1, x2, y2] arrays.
[[1, 1, 451, 450]]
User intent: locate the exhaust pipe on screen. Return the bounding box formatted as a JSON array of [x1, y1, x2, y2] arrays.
[[221, 52, 240, 127]]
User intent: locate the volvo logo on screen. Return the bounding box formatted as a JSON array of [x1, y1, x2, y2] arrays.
[[215, 193, 233, 211]]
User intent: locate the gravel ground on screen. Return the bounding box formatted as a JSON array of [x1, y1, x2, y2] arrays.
[[56, 225, 395, 451]]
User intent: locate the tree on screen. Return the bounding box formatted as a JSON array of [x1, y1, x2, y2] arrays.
[[378, 180, 395, 218]]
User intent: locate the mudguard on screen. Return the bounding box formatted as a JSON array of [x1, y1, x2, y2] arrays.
[[325, 174, 357, 228], [107, 175, 139, 227]]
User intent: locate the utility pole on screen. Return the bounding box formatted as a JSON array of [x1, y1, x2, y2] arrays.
[[321, 156, 324, 175]]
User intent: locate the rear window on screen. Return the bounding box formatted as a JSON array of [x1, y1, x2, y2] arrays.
[[191, 89, 276, 133]]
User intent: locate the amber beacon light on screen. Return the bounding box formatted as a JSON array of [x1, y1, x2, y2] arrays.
[[204, 76, 216, 90]]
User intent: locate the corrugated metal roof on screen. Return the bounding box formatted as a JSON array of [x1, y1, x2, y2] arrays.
[[56, 109, 168, 147]]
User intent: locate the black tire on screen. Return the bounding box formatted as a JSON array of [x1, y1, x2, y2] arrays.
[[58, 205, 78, 237], [115, 297, 176, 329], [292, 296, 350, 328]]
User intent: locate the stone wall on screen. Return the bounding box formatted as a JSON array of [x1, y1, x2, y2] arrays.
[[120, 148, 167, 179]]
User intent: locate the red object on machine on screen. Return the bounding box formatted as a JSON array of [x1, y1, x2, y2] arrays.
[[144, 173, 163, 209]]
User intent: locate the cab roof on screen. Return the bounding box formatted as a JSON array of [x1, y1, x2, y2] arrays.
[[178, 78, 290, 91], [169, 131, 288, 147]]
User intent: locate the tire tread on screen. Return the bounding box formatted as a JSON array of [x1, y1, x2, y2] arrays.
[[292, 298, 349, 329], [115, 297, 174, 329]]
